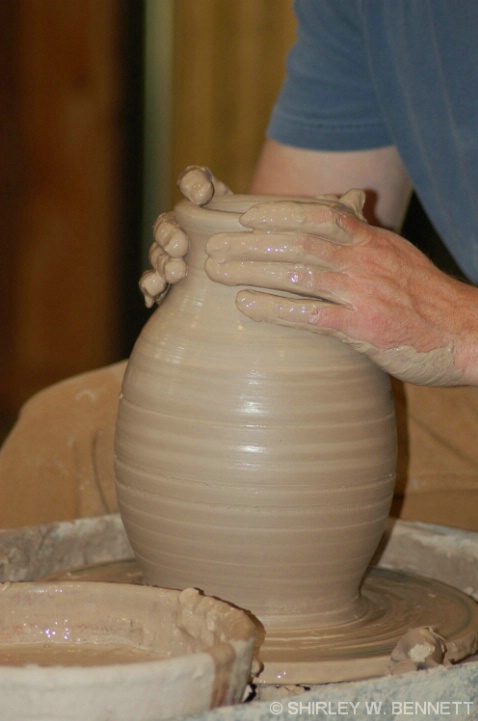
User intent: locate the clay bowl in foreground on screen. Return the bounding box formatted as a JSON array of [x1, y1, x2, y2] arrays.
[[0, 582, 256, 721]]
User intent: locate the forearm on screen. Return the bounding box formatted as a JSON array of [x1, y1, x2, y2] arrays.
[[250, 139, 412, 231]]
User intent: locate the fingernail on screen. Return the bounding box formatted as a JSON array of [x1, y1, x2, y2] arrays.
[[205, 258, 237, 287], [154, 216, 175, 245], [206, 234, 231, 256], [164, 229, 189, 257], [235, 290, 262, 320]]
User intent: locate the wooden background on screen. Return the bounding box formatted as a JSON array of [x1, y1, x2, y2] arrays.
[[171, 0, 295, 195], [0, 0, 296, 434]]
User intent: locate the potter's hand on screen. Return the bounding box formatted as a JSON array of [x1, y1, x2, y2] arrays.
[[140, 167, 231, 307], [205, 192, 478, 386], [139, 212, 189, 308]]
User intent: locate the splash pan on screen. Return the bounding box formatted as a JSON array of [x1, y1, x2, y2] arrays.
[[0, 582, 256, 721]]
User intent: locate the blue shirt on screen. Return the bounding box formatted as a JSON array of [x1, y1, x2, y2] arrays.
[[267, 0, 478, 283]]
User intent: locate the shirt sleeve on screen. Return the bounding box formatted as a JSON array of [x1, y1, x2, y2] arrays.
[[267, 0, 392, 151]]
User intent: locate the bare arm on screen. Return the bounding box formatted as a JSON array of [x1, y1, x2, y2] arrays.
[[250, 139, 412, 231]]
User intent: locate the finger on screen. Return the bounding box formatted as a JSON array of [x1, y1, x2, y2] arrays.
[[235, 289, 348, 332], [153, 213, 189, 257], [239, 200, 367, 246], [164, 257, 187, 284], [153, 251, 187, 284], [336, 189, 367, 220], [149, 244, 172, 272], [206, 231, 340, 269], [235, 290, 376, 363], [177, 166, 231, 206], [177, 166, 214, 205], [139, 270, 167, 307], [205, 257, 349, 305], [236, 290, 462, 384], [209, 172, 231, 198]]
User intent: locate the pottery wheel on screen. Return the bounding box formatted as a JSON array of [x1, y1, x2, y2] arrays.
[[45, 562, 478, 685]]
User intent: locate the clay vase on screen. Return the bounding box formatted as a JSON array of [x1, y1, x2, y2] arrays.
[[114, 194, 397, 632]]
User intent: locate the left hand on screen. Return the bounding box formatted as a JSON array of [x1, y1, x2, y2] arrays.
[[140, 166, 229, 307], [139, 212, 189, 307], [205, 194, 478, 386]]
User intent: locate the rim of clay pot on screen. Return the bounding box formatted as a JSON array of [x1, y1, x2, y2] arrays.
[[207, 193, 309, 213], [174, 194, 313, 233]]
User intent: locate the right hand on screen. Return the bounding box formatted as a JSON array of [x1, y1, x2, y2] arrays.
[[205, 195, 478, 386], [139, 166, 230, 307]]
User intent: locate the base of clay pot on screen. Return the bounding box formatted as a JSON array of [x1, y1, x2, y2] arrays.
[[46, 562, 478, 686], [257, 566, 478, 684]]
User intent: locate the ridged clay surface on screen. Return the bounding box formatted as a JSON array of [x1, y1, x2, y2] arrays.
[[115, 195, 397, 630]]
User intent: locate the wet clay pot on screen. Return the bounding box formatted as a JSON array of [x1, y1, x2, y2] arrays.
[[114, 195, 397, 631]]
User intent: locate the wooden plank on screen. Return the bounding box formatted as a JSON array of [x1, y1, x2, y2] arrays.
[[0, 0, 125, 416], [171, 0, 296, 196]]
